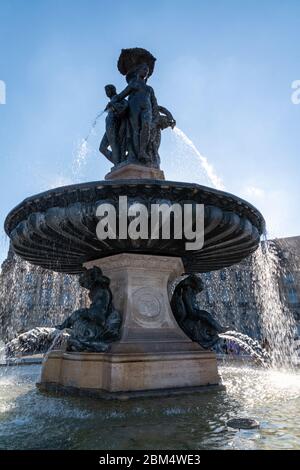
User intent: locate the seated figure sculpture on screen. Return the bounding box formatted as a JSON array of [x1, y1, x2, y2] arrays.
[[56, 267, 121, 352], [171, 274, 225, 349]]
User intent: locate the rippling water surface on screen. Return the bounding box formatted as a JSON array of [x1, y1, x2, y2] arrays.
[[0, 363, 299, 450]]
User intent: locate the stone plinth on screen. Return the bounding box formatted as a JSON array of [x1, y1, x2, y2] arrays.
[[38, 254, 222, 397], [105, 163, 165, 180], [38, 349, 221, 398], [84, 254, 190, 353]]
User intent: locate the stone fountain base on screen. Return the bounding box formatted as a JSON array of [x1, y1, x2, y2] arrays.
[[37, 254, 222, 398], [37, 350, 223, 399]]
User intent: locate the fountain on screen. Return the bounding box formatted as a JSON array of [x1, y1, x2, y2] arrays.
[[4, 47, 265, 398]]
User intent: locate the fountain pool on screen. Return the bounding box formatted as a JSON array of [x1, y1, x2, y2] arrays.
[[0, 362, 299, 450]]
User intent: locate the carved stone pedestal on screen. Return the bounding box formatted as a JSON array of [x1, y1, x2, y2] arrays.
[[38, 254, 222, 398], [105, 163, 165, 180]]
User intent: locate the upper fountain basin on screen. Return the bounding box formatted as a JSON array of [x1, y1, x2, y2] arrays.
[[4, 179, 265, 274]]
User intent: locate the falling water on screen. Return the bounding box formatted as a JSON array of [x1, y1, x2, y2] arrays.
[[72, 138, 89, 179], [173, 127, 225, 190], [72, 109, 105, 180], [72, 116, 223, 189], [252, 241, 298, 368], [0, 248, 87, 347]]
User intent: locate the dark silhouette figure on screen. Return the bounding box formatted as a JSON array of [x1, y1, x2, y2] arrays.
[[99, 48, 176, 169], [171, 274, 225, 349], [110, 63, 157, 164], [56, 267, 121, 352], [99, 84, 128, 165]]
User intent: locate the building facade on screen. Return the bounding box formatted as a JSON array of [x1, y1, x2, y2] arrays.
[[0, 245, 87, 341]]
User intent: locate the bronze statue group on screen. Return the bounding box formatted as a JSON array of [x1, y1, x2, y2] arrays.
[[99, 48, 176, 169]]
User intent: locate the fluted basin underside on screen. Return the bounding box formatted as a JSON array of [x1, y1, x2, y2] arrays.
[[5, 179, 265, 274]]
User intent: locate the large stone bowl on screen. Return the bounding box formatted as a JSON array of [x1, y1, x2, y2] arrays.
[[4, 179, 265, 274]]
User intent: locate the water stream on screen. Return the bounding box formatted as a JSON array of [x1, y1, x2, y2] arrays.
[[71, 108, 225, 191], [173, 127, 225, 190], [219, 331, 270, 366], [72, 109, 105, 180]]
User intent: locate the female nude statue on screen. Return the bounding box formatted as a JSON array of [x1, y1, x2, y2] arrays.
[[109, 63, 159, 164], [98, 48, 176, 169]]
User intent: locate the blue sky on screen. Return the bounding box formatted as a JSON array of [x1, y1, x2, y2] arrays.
[[0, 0, 300, 264]]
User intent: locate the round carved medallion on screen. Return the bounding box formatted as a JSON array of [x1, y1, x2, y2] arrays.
[[132, 287, 162, 325]]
